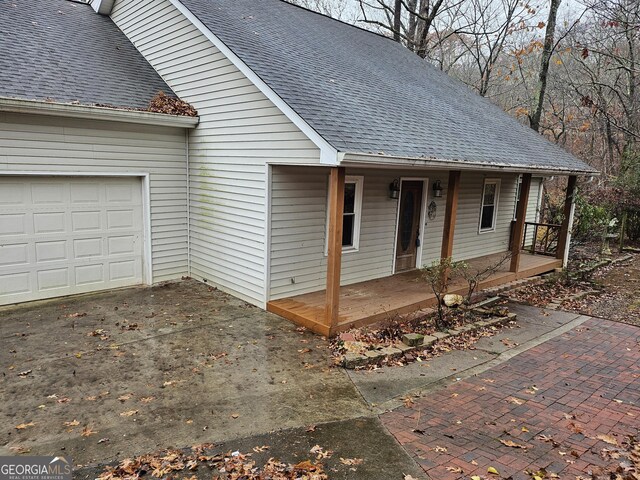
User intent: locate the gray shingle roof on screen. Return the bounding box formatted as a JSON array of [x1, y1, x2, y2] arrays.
[[0, 0, 174, 110], [179, 0, 595, 174]]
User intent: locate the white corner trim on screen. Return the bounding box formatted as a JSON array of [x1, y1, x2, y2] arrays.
[[168, 0, 339, 165], [0, 97, 199, 128], [264, 164, 273, 302]]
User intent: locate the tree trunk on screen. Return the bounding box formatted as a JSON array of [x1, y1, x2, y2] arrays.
[[393, 0, 402, 42], [530, 0, 562, 133]]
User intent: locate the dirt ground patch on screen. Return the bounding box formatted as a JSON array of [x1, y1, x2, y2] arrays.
[[506, 252, 640, 326], [0, 280, 368, 467], [562, 254, 640, 326]]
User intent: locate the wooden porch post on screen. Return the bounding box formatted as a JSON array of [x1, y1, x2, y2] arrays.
[[510, 173, 532, 272], [441, 171, 461, 259], [556, 175, 577, 263], [326, 167, 345, 335]]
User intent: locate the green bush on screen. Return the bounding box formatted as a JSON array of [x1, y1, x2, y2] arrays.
[[573, 193, 611, 241]]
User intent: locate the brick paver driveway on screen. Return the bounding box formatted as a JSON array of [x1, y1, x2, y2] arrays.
[[382, 317, 640, 479]]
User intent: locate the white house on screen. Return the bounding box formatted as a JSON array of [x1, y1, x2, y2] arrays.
[[0, 0, 596, 335]]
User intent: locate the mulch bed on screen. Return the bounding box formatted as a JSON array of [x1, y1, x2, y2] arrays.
[[332, 305, 516, 369]]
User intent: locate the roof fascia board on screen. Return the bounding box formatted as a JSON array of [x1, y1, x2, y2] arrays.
[[0, 98, 199, 128], [340, 152, 598, 176], [169, 0, 338, 165]]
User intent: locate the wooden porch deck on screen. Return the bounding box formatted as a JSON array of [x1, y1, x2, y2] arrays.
[[267, 252, 562, 336]]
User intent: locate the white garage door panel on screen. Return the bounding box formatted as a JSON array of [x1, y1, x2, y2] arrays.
[[0, 177, 144, 305]]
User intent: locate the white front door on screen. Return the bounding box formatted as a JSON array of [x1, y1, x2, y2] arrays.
[[0, 176, 144, 305]]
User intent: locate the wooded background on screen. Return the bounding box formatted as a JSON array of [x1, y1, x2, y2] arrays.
[[291, 0, 640, 241]]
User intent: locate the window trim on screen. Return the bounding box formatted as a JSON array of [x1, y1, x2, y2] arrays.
[[324, 175, 364, 255], [478, 178, 501, 234], [513, 176, 522, 221]]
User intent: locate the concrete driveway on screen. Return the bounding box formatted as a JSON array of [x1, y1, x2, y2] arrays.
[[0, 280, 371, 466]]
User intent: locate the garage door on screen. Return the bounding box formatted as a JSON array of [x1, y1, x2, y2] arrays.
[[0, 176, 144, 305]]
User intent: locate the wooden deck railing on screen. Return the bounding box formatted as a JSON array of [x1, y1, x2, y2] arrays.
[[522, 222, 561, 256]]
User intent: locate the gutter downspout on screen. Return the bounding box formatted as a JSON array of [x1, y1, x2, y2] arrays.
[[186, 130, 191, 277]]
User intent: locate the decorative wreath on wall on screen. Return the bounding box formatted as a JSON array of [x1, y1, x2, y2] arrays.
[[428, 200, 437, 220]]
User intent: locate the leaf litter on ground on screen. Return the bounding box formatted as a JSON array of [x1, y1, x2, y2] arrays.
[[97, 444, 331, 480]]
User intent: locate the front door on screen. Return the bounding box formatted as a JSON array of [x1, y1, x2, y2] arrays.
[[395, 180, 424, 272]]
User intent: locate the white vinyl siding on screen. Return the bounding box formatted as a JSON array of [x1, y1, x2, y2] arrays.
[[111, 0, 321, 307], [0, 112, 188, 283], [452, 172, 517, 261], [270, 166, 450, 299]]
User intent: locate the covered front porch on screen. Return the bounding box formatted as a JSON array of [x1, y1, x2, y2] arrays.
[[267, 251, 562, 336], [267, 168, 577, 337]]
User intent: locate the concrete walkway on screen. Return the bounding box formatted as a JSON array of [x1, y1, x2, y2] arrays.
[[2, 280, 630, 479]]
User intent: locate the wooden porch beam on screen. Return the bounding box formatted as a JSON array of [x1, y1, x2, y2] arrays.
[[441, 171, 461, 259], [556, 175, 577, 263], [326, 167, 345, 335], [510, 173, 532, 272]]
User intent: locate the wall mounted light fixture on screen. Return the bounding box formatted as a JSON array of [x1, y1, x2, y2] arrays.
[[389, 178, 400, 199], [432, 180, 443, 198]]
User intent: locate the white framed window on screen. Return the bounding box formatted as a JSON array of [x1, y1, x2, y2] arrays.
[[479, 178, 500, 233], [513, 176, 522, 221], [325, 175, 364, 253], [341, 176, 364, 251]]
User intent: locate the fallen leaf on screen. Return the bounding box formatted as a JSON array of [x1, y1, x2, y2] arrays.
[[522, 426, 529, 432], [402, 395, 416, 408], [306, 425, 316, 432], [15, 422, 35, 430], [120, 410, 138, 417], [231, 413, 239, 419], [118, 394, 132, 402], [508, 397, 524, 405], [310, 444, 332, 459], [488, 466, 500, 475], [81, 426, 97, 437], [434, 446, 448, 453], [253, 445, 269, 453], [500, 439, 527, 449], [339, 457, 363, 466], [446, 466, 463, 473], [139, 396, 155, 403], [63, 420, 80, 427], [17, 369, 32, 377], [595, 434, 618, 445], [9, 446, 31, 454]]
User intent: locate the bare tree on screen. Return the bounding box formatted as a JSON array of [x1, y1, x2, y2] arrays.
[[529, 0, 563, 132]]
